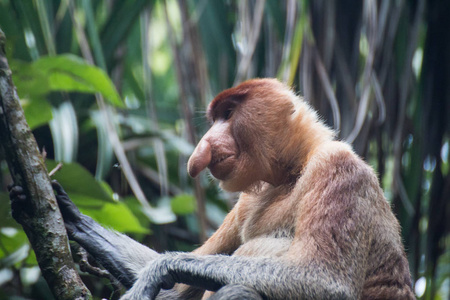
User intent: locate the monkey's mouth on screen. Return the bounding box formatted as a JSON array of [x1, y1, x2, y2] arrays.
[[210, 154, 233, 166], [209, 155, 235, 179]]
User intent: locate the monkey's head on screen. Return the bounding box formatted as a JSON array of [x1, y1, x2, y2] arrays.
[[187, 78, 314, 192]]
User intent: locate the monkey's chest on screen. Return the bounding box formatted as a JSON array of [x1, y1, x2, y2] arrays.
[[237, 193, 297, 244]]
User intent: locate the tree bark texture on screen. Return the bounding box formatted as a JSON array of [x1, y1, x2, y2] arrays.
[[0, 30, 91, 300]]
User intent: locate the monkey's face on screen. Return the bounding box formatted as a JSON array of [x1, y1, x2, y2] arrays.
[[187, 79, 293, 192], [187, 119, 238, 181], [187, 101, 264, 192]]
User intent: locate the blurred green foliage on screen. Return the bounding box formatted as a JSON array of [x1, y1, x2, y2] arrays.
[[0, 0, 448, 299]]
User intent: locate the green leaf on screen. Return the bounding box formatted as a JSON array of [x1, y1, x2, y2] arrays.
[[25, 247, 38, 266], [12, 55, 124, 107], [0, 244, 30, 268], [22, 98, 53, 130], [0, 229, 29, 263], [44, 161, 147, 233], [75, 197, 149, 234], [11, 61, 51, 98], [46, 160, 114, 202], [34, 55, 123, 107], [170, 194, 196, 215], [0, 193, 21, 229]]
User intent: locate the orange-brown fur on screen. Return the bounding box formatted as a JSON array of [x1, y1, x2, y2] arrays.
[[185, 78, 414, 299]]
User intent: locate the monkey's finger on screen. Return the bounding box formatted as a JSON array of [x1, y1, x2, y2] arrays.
[[9, 185, 25, 199], [51, 180, 68, 196], [64, 222, 80, 239], [9, 186, 32, 221], [148, 286, 162, 300], [10, 192, 26, 204], [160, 275, 176, 290], [50, 180, 83, 223], [11, 193, 27, 202]]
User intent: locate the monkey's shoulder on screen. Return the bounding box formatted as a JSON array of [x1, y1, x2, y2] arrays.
[[297, 140, 391, 226], [303, 141, 379, 188]]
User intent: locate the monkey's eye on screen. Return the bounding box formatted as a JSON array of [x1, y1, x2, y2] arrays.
[[224, 108, 234, 120]]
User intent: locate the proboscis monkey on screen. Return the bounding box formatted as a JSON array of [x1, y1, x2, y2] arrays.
[[10, 79, 415, 300]]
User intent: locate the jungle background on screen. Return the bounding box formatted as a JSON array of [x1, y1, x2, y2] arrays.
[[0, 0, 448, 299]]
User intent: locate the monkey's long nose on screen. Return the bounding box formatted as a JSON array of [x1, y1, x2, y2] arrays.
[[187, 139, 211, 178]]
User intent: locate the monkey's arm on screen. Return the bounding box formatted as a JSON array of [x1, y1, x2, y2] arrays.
[[54, 181, 162, 288], [9, 182, 157, 289], [169, 201, 242, 298], [10, 183, 202, 299], [121, 253, 356, 300], [194, 206, 241, 255]]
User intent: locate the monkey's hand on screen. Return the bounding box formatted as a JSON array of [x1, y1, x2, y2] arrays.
[[8, 184, 33, 223], [120, 255, 177, 300], [10, 181, 159, 290], [8, 181, 85, 238], [51, 180, 85, 238], [51, 180, 140, 287]]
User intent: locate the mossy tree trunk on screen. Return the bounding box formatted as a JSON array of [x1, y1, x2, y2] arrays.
[[0, 30, 91, 300]]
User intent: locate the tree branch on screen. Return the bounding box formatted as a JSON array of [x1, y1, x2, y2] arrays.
[[0, 29, 91, 300]]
